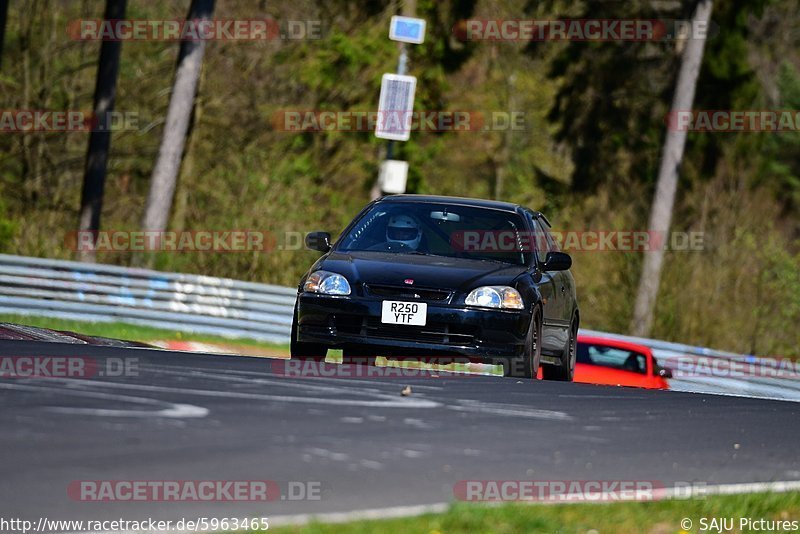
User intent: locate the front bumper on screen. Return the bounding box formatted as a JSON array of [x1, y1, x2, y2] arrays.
[[295, 292, 530, 363]]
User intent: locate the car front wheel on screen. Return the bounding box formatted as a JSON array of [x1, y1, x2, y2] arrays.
[[504, 308, 541, 379], [542, 319, 577, 382], [290, 311, 328, 361]]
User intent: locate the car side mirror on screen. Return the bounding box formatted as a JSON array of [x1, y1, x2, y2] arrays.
[[542, 251, 572, 271], [658, 367, 673, 379], [305, 231, 332, 253]]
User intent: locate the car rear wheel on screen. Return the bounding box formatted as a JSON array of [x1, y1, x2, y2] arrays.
[[504, 308, 541, 379], [542, 318, 577, 382], [290, 311, 328, 361]]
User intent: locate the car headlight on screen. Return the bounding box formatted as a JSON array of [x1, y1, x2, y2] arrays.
[[465, 286, 524, 309], [304, 270, 351, 295]]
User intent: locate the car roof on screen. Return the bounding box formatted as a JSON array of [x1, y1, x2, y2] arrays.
[[577, 335, 654, 357], [376, 194, 547, 219]]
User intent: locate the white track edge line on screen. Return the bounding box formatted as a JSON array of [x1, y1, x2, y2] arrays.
[[58, 479, 800, 534]]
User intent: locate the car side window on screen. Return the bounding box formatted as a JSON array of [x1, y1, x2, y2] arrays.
[[529, 219, 548, 265], [577, 344, 648, 375], [544, 225, 559, 252]]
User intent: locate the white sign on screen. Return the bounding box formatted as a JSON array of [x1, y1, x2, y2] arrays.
[[379, 159, 409, 194], [389, 16, 426, 44], [375, 73, 417, 141]]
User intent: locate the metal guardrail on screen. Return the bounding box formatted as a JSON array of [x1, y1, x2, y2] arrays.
[[1, 253, 798, 401], [0, 253, 772, 356], [0, 254, 800, 401], [579, 328, 755, 362], [0, 254, 297, 344], [580, 328, 800, 401]]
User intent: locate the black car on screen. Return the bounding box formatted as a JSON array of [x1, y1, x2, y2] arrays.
[[291, 195, 579, 380]]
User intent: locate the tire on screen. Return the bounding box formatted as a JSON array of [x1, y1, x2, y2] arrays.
[[342, 348, 377, 367], [542, 318, 577, 382], [290, 310, 328, 361], [505, 308, 541, 379]]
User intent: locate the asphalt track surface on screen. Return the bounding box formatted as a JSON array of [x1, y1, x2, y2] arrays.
[[2, 340, 800, 528]]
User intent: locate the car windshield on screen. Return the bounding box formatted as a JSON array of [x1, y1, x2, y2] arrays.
[[337, 201, 531, 265], [577, 343, 648, 375]]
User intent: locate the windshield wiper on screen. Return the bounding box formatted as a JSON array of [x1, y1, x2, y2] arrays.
[[467, 256, 521, 266]]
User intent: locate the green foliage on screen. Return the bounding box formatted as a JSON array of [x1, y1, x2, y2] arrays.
[[0, 0, 798, 356], [263, 492, 800, 534], [0, 195, 17, 252]]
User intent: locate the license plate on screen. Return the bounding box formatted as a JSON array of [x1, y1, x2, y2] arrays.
[[381, 301, 427, 326]]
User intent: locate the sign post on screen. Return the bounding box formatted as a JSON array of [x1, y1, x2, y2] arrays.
[[372, 15, 426, 197]]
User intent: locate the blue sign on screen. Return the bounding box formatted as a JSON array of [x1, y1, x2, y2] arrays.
[[389, 16, 426, 44]]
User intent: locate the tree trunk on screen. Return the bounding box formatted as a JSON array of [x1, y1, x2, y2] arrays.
[[77, 0, 127, 263], [494, 72, 516, 200], [0, 0, 8, 70], [140, 0, 215, 239], [631, 0, 713, 337]]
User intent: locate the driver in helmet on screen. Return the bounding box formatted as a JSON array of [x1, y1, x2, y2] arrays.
[[386, 214, 422, 250]]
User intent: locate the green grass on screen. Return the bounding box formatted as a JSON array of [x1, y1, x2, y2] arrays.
[[0, 314, 289, 353], [263, 492, 800, 533]]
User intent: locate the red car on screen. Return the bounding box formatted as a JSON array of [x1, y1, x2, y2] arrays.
[[571, 335, 671, 390]]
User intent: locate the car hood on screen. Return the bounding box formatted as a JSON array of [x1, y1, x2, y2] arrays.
[[316, 251, 528, 292]]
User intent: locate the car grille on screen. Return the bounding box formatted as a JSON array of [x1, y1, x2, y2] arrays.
[[364, 284, 451, 301], [334, 315, 474, 346]]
